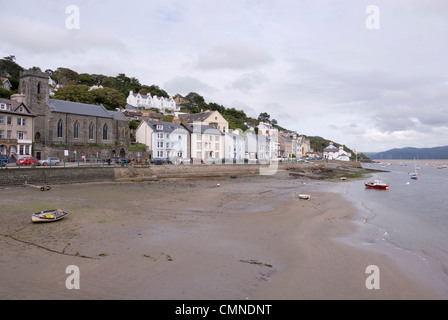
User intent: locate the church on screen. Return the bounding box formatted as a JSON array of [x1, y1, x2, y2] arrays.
[[10, 69, 130, 161]]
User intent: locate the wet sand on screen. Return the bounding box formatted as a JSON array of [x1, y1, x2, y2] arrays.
[[0, 171, 442, 299]]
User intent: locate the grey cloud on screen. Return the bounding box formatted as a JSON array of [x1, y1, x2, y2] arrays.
[[0, 17, 125, 54], [164, 76, 217, 96], [226, 72, 267, 93], [197, 38, 273, 70]]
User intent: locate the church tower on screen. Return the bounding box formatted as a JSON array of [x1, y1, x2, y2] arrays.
[[18, 69, 50, 116], [17, 69, 51, 146]]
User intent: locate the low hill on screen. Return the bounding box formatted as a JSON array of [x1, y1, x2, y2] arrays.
[[370, 146, 448, 159]]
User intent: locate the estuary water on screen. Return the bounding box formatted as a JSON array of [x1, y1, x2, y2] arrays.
[[312, 160, 448, 298]]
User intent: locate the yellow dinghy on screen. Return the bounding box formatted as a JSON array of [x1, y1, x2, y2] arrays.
[[32, 209, 69, 223]]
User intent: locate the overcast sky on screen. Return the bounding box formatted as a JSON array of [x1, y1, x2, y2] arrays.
[[1, 0, 448, 152]]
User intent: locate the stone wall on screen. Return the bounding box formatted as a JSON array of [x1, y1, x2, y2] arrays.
[[0, 162, 290, 187], [0, 167, 115, 187]]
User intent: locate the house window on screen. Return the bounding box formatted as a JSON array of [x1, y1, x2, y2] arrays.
[[7, 117, 11, 125], [157, 151, 164, 157], [7, 130, 11, 139], [177, 152, 183, 157], [215, 143, 220, 151], [17, 131, 25, 140], [103, 124, 108, 140], [74, 121, 79, 139], [89, 123, 94, 140], [37, 82, 41, 94], [215, 135, 220, 141], [157, 125, 163, 130], [157, 141, 164, 148], [57, 119, 63, 138], [0, 130, 3, 139], [17, 118, 26, 126], [157, 133, 164, 139]]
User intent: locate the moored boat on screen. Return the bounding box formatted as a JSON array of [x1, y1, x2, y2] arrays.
[[31, 209, 69, 223], [298, 194, 311, 200], [365, 179, 389, 190]]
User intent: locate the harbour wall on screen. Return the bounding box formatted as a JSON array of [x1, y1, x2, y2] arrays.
[[0, 160, 362, 187]]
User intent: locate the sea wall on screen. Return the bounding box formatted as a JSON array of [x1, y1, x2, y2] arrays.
[[0, 162, 290, 187], [0, 160, 362, 187]]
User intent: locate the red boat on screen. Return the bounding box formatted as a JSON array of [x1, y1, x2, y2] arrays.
[[365, 179, 389, 190]]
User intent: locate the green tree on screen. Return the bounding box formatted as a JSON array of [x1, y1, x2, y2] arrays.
[[90, 87, 126, 110], [0, 88, 12, 99], [51, 67, 80, 86], [257, 112, 271, 123], [140, 85, 169, 98], [53, 84, 94, 104], [0, 55, 24, 90]]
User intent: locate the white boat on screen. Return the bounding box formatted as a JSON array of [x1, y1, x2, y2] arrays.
[[298, 194, 311, 200], [31, 209, 69, 223]]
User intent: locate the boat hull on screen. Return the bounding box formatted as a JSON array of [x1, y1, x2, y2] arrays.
[[31, 209, 69, 223], [365, 183, 389, 190]]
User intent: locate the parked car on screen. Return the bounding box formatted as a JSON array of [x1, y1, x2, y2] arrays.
[[16, 156, 38, 166], [38, 157, 60, 166], [116, 158, 133, 165], [153, 158, 167, 165], [0, 154, 9, 167]]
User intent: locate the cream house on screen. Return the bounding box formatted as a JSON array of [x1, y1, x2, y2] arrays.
[[179, 110, 229, 134], [185, 123, 224, 163], [0, 98, 35, 158]]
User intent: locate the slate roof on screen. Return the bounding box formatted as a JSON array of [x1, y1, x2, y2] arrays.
[[179, 111, 214, 123], [146, 121, 188, 133], [0, 98, 35, 116], [184, 124, 223, 135], [48, 99, 113, 119], [108, 110, 128, 121]]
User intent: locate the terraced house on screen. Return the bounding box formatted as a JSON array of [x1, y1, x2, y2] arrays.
[[0, 98, 35, 158], [135, 120, 190, 162]]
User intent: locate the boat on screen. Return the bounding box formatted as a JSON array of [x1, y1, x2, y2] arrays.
[[410, 158, 419, 180], [298, 194, 311, 200], [365, 179, 389, 190], [31, 209, 69, 223]]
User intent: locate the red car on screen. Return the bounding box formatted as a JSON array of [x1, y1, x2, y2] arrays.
[[16, 156, 38, 166]]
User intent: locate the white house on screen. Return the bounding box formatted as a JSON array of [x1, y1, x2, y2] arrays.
[[224, 130, 246, 163], [323, 142, 351, 161], [135, 121, 190, 162], [245, 131, 258, 161], [127, 91, 180, 114], [257, 122, 279, 160], [1, 78, 12, 91]]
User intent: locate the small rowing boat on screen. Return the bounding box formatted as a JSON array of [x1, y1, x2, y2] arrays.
[[298, 194, 311, 200], [31, 209, 69, 223]]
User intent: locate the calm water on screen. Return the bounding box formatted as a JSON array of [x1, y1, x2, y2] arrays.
[[310, 160, 448, 297]]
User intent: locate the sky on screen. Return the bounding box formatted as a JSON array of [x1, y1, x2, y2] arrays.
[[1, 0, 448, 153]]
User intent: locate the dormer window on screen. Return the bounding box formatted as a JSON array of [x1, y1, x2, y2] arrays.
[[0, 103, 6, 110], [157, 125, 163, 130]]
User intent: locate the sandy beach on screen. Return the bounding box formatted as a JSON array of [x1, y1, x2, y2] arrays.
[[0, 170, 442, 300]]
